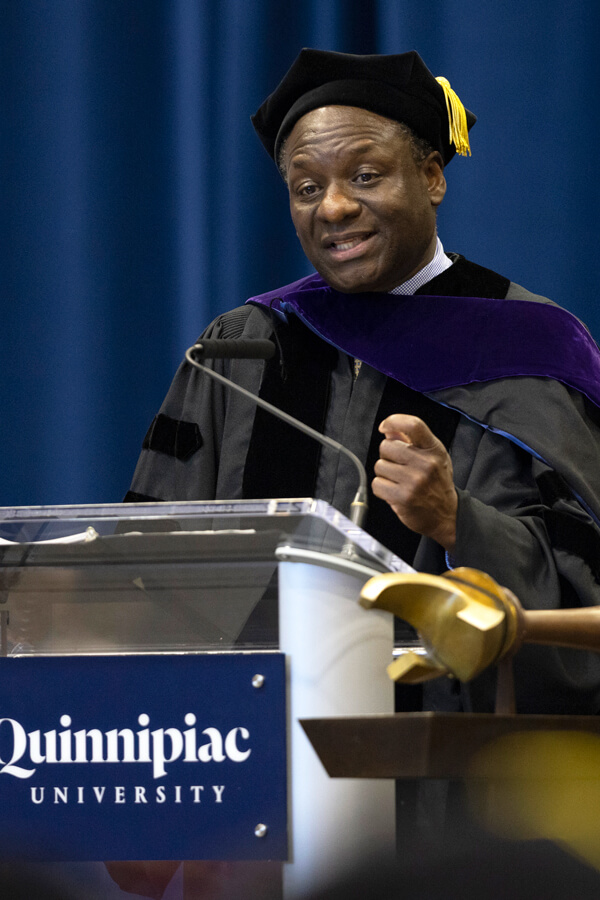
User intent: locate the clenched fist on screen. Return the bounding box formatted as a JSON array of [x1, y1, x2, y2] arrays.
[[372, 413, 458, 551]]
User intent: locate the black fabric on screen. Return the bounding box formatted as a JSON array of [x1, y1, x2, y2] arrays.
[[536, 470, 600, 583], [142, 413, 202, 461], [123, 490, 162, 503], [242, 315, 337, 500], [251, 49, 476, 167], [543, 510, 600, 584], [207, 305, 253, 341], [536, 470, 574, 505], [240, 264, 475, 513], [364, 379, 461, 566], [416, 255, 511, 300]]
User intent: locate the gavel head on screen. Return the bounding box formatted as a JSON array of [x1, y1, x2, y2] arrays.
[[359, 567, 521, 684]]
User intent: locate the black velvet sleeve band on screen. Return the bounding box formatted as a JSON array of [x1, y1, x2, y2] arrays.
[[142, 414, 203, 461]]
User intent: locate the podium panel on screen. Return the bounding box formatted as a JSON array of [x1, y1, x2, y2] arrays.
[[0, 499, 410, 899], [0, 653, 287, 861]]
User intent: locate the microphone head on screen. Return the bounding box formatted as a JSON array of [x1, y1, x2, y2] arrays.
[[191, 339, 276, 360]]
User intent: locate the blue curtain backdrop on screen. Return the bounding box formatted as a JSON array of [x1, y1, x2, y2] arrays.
[[2, 0, 599, 507]]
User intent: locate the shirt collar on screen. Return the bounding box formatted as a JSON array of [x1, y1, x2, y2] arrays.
[[389, 236, 453, 295]]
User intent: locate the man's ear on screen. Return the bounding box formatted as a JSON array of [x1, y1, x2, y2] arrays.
[[423, 151, 446, 208]]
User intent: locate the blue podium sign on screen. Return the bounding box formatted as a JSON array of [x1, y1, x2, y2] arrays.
[[0, 653, 287, 861]]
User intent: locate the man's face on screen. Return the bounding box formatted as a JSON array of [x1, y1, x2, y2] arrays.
[[283, 106, 446, 293]]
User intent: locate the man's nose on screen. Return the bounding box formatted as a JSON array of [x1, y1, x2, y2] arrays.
[[316, 183, 361, 222]]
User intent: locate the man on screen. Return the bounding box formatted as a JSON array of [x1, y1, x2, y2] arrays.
[[127, 49, 600, 714]]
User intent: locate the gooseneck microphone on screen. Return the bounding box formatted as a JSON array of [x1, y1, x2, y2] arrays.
[[192, 339, 277, 360], [186, 339, 369, 528]]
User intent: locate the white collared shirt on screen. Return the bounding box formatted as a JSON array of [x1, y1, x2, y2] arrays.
[[389, 236, 452, 295]]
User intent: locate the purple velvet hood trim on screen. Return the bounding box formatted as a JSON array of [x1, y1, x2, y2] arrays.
[[247, 273, 600, 409]]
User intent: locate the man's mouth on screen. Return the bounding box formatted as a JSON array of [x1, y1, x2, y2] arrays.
[[326, 232, 375, 256]]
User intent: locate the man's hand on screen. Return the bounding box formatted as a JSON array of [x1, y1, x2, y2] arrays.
[[372, 414, 458, 551]]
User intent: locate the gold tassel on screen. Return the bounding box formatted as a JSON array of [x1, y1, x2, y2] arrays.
[[435, 76, 471, 157]]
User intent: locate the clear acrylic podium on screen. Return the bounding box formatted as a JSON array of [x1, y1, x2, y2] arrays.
[[0, 498, 411, 900]]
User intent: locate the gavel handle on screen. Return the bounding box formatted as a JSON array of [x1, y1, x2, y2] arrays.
[[522, 608, 600, 652]]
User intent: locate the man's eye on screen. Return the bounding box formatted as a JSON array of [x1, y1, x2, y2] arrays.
[[355, 172, 378, 184], [298, 183, 319, 197]]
